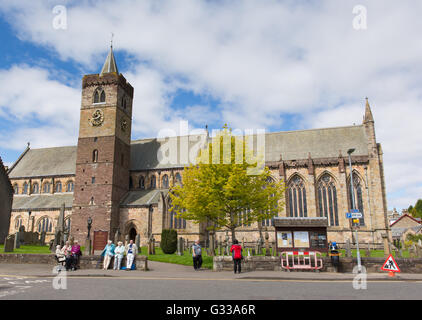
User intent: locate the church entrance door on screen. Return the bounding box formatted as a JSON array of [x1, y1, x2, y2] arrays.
[[129, 227, 137, 241]]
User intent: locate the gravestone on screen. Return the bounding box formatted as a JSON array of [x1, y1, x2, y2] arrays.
[[394, 246, 399, 259], [14, 232, 20, 249], [151, 237, 156, 255], [125, 235, 129, 246], [218, 240, 222, 256], [365, 242, 371, 257], [177, 237, 184, 256], [264, 231, 270, 256], [40, 231, 46, 246], [409, 244, 417, 258], [114, 230, 121, 243], [345, 239, 352, 258], [4, 235, 15, 252], [251, 248, 256, 256], [135, 234, 141, 249]]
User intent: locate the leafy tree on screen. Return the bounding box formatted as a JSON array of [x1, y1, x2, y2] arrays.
[[408, 199, 422, 219], [170, 125, 285, 241]]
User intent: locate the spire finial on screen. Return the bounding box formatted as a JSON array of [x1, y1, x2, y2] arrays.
[[363, 97, 374, 123]]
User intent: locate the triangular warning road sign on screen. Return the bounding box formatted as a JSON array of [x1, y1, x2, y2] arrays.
[[381, 254, 401, 273]]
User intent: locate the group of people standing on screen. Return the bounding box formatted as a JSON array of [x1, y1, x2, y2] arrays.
[[191, 239, 243, 274], [101, 239, 138, 270], [55, 240, 82, 271]]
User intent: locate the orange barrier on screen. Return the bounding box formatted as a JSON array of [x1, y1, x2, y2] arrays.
[[280, 251, 323, 270]]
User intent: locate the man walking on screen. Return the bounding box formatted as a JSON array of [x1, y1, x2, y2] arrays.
[[192, 240, 202, 271]]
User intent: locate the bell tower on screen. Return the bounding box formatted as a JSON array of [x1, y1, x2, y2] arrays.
[[71, 45, 134, 242]]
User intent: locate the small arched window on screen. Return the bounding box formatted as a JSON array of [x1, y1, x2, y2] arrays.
[[38, 217, 52, 233], [43, 182, 51, 193], [150, 175, 156, 189], [175, 173, 182, 185], [162, 174, 169, 188], [66, 181, 74, 192], [92, 149, 98, 163], [55, 181, 62, 193], [348, 173, 365, 226], [15, 216, 23, 230], [32, 183, 39, 194], [139, 176, 145, 190], [93, 87, 106, 103], [13, 184, 19, 194], [168, 197, 187, 229], [23, 182, 28, 194]]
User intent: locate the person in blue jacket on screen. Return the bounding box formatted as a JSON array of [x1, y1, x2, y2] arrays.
[[101, 240, 115, 270]]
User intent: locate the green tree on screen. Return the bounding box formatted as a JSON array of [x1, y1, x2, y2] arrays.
[[170, 126, 285, 241], [409, 199, 422, 219]]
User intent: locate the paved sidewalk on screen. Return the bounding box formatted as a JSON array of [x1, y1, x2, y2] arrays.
[[0, 261, 421, 281]]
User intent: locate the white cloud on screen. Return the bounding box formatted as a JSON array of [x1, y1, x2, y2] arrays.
[[0, 0, 421, 209]]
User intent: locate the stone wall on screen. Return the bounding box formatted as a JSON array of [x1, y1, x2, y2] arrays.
[[0, 254, 148, 271], [213, 255, 422, 273]]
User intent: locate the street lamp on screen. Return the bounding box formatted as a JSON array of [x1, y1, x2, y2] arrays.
[[347, 148, 362, 273]]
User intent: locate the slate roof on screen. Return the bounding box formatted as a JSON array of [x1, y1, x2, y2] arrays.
[[12, 194, 73, 211], [8, 125, 370, 178], [8, 146, 76, 178], [120, 189, 169, 207], [391, 226, 422, 238]]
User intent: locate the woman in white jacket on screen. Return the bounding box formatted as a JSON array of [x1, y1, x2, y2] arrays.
[[113, 241, 125, 270]]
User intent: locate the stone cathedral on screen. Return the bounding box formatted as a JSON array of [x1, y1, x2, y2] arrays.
[[6, 47, 390, 248]]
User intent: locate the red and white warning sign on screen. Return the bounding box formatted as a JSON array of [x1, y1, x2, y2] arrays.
[[381, 254, 401, 273]]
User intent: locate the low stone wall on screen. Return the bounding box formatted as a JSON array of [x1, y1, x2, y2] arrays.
[[0, 254, 148, 271], [213, 255, 422, 273]]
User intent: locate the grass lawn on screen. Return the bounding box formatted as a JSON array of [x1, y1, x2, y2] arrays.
[[0, 244, 52, 254], [138, 246, 215, 269]]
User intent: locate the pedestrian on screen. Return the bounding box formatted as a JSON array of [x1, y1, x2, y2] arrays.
[[125, 239, 137, 270], [230, 239, 243, 274], [192, 239, 202, 271], [101, 240, 115, 270], [114, 241, 125, 270], [70, 240, 82, 271]]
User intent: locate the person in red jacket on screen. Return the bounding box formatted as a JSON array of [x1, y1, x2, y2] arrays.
[[230, 239, 243, 274]]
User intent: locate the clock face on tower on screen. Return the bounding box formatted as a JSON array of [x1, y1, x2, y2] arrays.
[[89, 109, 104, 127]]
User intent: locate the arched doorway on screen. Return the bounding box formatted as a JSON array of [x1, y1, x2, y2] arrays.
[[129, 227, 137, 241]]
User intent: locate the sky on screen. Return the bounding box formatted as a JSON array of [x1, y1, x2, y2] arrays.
[[0, 0, 421, 211]]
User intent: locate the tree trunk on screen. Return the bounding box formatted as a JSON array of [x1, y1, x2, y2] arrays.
[[231, 227, 236, 243]]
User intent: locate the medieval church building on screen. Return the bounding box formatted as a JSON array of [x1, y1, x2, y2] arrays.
[[6, 47, 390, 248]]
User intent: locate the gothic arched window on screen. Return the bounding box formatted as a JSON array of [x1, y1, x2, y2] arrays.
[[38, 217, 52, 233], [15, 216, 23, 230], [175, 172, 182, 185], [261, 176, 277, 227], [348, 174, 365, 226], [150, 175, 156, 189], [23, 182, 28, 195], [32, 183, 39, 194], [168, 197, 187, 229], [287, 175, 308, 218], [139, 176, 145, 190], [43, 182, 51, 193], [317, 174, 339, 226], [55, 181, 62, 193], [66, 181, 74, 192], [162, 174, 169, 188], [13, 184, 19, 194], [93, 87, 106, 103]]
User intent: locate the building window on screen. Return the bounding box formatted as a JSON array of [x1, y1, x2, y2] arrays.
[[93, 149, 98, 163], [37, 217, 52, 233], [287, 175, 307, 218], [13, 184, 19, 194], [317, 174, 339, 226], [55, 182, 62, 193], [150, 175, 156, 189], [261, 177, 277, 227], [66, 181, 74, 192], [23, 182, 28, 195], [348, 174, 365, 226], [15, 216, 23, 230], [162, 174, 169, 188], [169, 198, 186, 229], [33, 183, 39, 194], [175, 172, 182, 185], [92, 177, 96, 184], [43, 182, 51, 193], [93, 87, 106, 103], [139, 176, 145, 190], [129, 176, 133, 189], [238, 208, 251, 227]]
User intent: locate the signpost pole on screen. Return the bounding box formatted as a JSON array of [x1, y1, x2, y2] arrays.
[[348, 149, 362, 273]]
